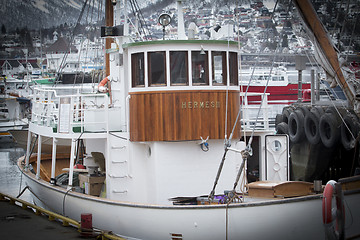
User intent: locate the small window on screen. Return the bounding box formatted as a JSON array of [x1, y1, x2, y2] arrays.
[[192, 51, 208, 85], [148, 51, 166, 86], [229, 52, 238, 85], [212, 51, 226, 85], [131, 53, 144, 87], [170, 51, 188, 85]]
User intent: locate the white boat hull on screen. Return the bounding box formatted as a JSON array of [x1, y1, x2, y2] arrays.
[[22, 169, 360, 240]]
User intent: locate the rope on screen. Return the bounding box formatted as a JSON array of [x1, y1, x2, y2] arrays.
[[133, 0, 152, 40], [17, 176, 25, 198], [73, 132, 84, 143], [224, 12, 231, 144], [109, 131, 128, 140], [337, 0, 350, 51], [16, 186, 29, 199], [331, 0, 343, 39], [62, 187, 73, 216], [345, 14, 358, 63], [299, 13, 357, 142], [128, 0, 152, 41], [26, 186, 48, 207], [55, 0, 89, 83]]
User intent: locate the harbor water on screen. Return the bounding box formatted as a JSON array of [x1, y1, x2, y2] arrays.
[[0, 143, 32, 202]]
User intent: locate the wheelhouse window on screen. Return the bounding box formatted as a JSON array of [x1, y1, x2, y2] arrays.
[[212, 51, 226, 85], [170, 51, 188, 85], [148, 51, 166, 86], [192, 51, 208, 85], [229, 52, 238, 85], [131, 52, 144, 87]]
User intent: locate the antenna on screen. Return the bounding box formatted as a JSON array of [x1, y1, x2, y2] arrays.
[[177, 0, 186, 40]]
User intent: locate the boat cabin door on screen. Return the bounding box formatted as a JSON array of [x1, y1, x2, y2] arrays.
[[265, 135, 289, 181]]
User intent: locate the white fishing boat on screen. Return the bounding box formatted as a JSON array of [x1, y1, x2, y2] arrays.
[[17, 1, 360, 240], [0, 76, 30, 131]]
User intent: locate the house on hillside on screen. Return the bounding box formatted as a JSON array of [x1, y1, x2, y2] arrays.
[[1, 60, 24, 77], [22, 61, 41, 75], [45, 37, 78, 72], [39, 59, 47, 73]]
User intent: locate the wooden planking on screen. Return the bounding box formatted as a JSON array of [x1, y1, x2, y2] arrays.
[[29, 153, 74, 181], [247, 181, 313, 198], [129, 90, 241, 141]]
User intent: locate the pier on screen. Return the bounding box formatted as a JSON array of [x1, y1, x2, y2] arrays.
[[0, 192, 124, 240]]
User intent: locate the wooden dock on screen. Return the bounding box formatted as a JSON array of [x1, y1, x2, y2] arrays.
[[0, 192, 124, 240]]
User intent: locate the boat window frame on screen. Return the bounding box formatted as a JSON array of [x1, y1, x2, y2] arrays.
[[191, 51, 209, 86], [148, 51, 167, 87], [212, 51, 227, 86], [131, 52, 145, 88], [170, 51, 189, 86], [229, 52, 238, 86]]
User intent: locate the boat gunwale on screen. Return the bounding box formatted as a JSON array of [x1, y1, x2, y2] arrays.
[[19, 158, 325, 210]]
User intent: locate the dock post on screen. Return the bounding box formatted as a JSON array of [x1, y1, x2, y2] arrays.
[[298, 70, 302, 102], [295, 55, 306, 102], [316, 72, 320, 101]]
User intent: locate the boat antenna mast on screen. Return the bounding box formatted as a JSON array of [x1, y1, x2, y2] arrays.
[[55, 0, 89, 83]]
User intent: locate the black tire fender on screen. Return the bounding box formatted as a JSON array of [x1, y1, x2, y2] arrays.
[[282, 107, 294, 124], [313, 106, 325, 116], [319, 113, 341, 148], [275, 114, 285, 127], [304, 109, 321, 145], [341, 113, 360, 150], [298, 105, 310, 116], [276, 122, 289, 135], [288, 109, 305, 143]]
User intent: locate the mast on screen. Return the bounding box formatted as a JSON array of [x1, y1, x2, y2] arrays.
[[105, 0, 114, 76], [292, 0, 355, 108], [177, 0, 186, 40]]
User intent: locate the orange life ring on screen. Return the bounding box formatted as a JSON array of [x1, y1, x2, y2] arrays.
[[98, 76, 110, 92], [322, 180, 345, 239]]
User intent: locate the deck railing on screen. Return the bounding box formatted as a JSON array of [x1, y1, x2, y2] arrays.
[[240, 92, 275, 131], [31, 86, 119, 134]]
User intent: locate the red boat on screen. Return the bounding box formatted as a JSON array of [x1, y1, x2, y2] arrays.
[[239, 67, 311, 105]]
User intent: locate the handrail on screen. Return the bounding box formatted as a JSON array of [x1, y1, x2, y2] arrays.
[[240, 92, 274, 131], [31, 86, 111, 134]]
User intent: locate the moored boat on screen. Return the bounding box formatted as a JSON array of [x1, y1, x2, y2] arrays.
[[17, 1, 360, 239]]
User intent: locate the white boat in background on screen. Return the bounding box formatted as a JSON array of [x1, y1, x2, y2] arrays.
[[0, 76, 30, 131], [17, 1, 360, 240], [239, 66, 313, 121], [240, 66, 311, 104]]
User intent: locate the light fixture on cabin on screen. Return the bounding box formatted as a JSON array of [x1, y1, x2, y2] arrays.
[[200, 45, 205, 55], [110, 0, 117, 5], [158, 13, 172, 40]]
